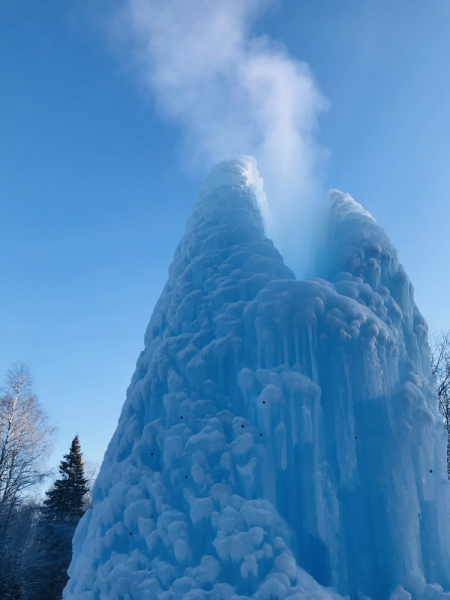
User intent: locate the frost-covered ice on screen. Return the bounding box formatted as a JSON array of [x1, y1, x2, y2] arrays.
[[64, 158, 450, 600]]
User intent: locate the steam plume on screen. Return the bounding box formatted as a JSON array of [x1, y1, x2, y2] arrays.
[[107, 0, 329, 274]]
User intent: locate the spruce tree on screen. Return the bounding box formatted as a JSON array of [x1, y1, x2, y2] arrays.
[[23, 436, 89, 600], [43, 435, 89, 521]]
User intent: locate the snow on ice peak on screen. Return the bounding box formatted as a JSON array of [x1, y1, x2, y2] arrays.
[[188, 156, 271, 231], [326, 189, 373, 222]]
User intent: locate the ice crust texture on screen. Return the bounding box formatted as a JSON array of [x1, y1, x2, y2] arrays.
[[64, 158, 450, 600]]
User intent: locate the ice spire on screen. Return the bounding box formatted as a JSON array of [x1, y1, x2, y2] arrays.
[[63, 158, 340, 600], [64, 162, 450, 600]]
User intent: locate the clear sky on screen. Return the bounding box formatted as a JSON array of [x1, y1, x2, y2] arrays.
[[1, 0, 450, 471]]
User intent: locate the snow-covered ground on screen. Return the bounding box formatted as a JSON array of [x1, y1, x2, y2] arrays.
[[64, 158, 450, 600]]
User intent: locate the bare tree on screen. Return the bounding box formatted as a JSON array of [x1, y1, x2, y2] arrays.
[[82, 460, 99, 512], [0, 500, 40, 599], [0, 365, 54, 521], [0, 363, 54, 594], [430, 331, 450, 477]]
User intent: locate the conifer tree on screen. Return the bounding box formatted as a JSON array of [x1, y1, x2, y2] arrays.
[[43, 434, 89, 521], [23, 436, 89, 600]]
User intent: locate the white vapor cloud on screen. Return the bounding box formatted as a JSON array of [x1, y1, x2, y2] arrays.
[[107, 0, 329, 275]]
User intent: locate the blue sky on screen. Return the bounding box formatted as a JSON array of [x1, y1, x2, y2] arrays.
[[1, 0, 450, 471]]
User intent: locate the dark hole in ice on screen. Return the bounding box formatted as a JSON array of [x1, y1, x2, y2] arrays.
[[430, 470, 433, 473], [263, 401, 266, 404], [260, 433, 262, 436], [129, 532, 132, 535], [241, 424, 244, 428], [181, 416, 183, 419], [185, 475, 188, 479]]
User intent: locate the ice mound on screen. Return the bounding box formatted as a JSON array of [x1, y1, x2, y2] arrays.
[[64, 160, 450, 600]]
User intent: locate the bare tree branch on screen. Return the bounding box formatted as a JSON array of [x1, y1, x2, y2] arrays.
[[430, 331, 450, 478], [0, 364, 55, 597]]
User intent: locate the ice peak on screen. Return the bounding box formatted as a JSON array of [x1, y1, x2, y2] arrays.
[[315, 188, 399, 290], [326, 189, 374, 222], [188, 156, 270, 231]]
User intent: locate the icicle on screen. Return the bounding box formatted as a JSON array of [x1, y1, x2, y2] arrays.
[[274, 423, 287, 471], [294, 322, 300, 366]]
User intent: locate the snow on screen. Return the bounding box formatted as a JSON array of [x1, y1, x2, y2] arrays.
[[64, 158, 450, 600]]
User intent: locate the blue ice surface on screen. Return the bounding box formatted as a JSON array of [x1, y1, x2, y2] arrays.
[[64, 158, 450, 600]]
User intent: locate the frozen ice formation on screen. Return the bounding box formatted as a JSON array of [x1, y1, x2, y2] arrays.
[[64, 158, 450, 600]]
